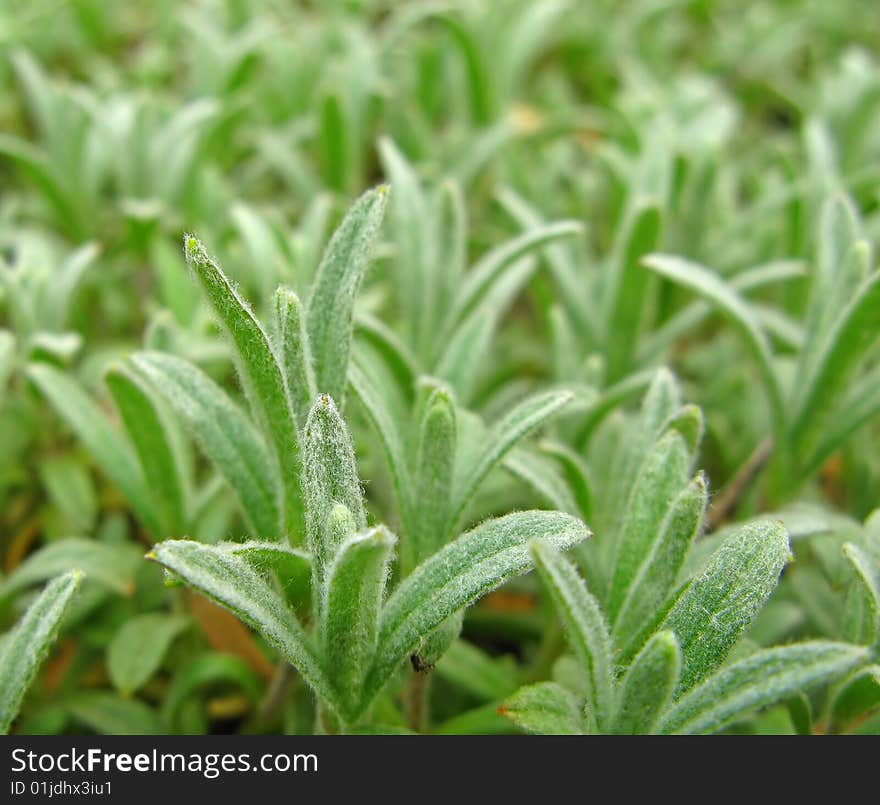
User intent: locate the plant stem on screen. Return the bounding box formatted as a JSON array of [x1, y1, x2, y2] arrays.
[[258, 662, 294, 722], [406, 669, 432, 733]]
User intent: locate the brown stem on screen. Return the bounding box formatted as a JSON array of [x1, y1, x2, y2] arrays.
[[707, 436, 773, 531], [406, 669, 432, 733]]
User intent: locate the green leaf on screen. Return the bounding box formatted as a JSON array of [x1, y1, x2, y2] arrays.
[[642, 254, 785, 437], [306, 185, 388, 406], [274, 286, 317, 429], [831, 665, 880, 727], [530, 540, 614, 731], [183, 235, 301, 537], [411, 386, 457, 569], [0, 539, 138, 602], [613, 473, 708, 642], [607, 430, 691, 623], [0, 571, 82, 734], [65, 692, 165, 735], [444, 221, 583, 334], [662, 520, 791, 693], [348, 359, 411, 523], [106, 363, 189, 536], [132, 351, 282, 540], [434, 640, 518, 701], [148, 540, 334, 712], [658, 642, 868, 734], [603, 202, 662, 381], [790, 266, 880, 460], [843, 543, 880, 642], [500, 682, 586, 735], [38, 454, 97, 533], [302, 395, 367, 589], [163, 653, 263, 732], [364, 511, 590, 708], [27, 363, 160, 536], [445, 389, 573, 540], [322, 526, 395, 719], [611, 631, 680, 734], [107, 614, 191, 696]]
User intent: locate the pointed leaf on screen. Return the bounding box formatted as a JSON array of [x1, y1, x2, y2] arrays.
[[274, 286, 317, 429], [662, 520, 791, 693], [531, 540, 614, 731], [611, 631, 680, 734], [364, 511, 590, 708], [148, 540, 333, 711], [500, 682, 586, 735], [107, 614, 191, 696], [106, 363, 189, 536], [184, 235, 301, 535], [0, 571, 82, 734], [658, 642, 868, 734], [306, 185, 388, 405], [322, 526, 395, 718], [132, 351, 282, 539]]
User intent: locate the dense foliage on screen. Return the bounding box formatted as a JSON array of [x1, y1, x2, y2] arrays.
[[1, 0, 879, 735]]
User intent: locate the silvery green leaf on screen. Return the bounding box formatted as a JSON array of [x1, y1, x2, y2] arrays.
[[658, 642, 868, 734], [27, 362, 160, 537], [611, 631, 680, 734], [322, 526, 395, 720], [0, 539, 139, 602], [530, 540, 613, 731], [613, 473, 708, 642], [411, 385, 457, 569], [843, 543, 880, 642], [0, 571, 82, 734], [106, 363, 189, 536], [274, 286, 316, 429], [500, 682, 586, 735], [642, 254, 784, 436], [107, 614, 191, 696], [302, 395, 367, 588], [133, 351, 282, 540], [608, 430, 691, 623], [662, 520, 791, 693], [363, 511, 590, 708], [306, 185, 388, 406], [445, 389, 574, 540], [603, 202, 662, 382], [184, 235, 302, 536], [148, 540, 335, 713]]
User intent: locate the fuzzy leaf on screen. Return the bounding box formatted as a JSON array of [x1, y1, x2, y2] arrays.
[[611, 631, 680, 734], [322, 526, 395, 718], [306, 185, 388, 406], [364, 511, 590, 708], [302, 395, 367, 588], [0, 571, 82, 734], [274, 286, 317, 429], [411, 386, 457, 569], [148, 540, 334, 712], [843, 543, 880, 641], [106, 363, 189, 536], [184, 235, 301, 536], [642, 254, 785, 436], [608, 430, 691, 623], [662, 520, 791, 693], [27, 363, 160, 536], [107, 614, 191, 696], [658, 642, 868, 734], [133, 351, 282, 540], [531, 540, 614, 731], [445, 389, 573, 540], [613, 474, 708, 642], [500, 682, 586, 735]]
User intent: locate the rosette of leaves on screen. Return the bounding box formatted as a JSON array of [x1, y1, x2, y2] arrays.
[[82, 186, 593, 730], [500, 372, 880, 734]]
